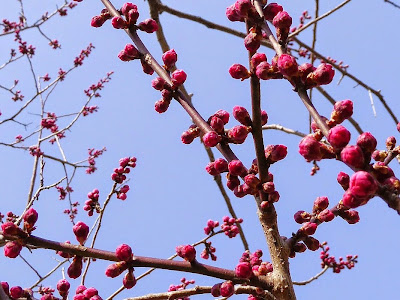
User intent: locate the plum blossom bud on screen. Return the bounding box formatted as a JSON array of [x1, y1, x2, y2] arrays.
[[141, 60, 154, 75], [265, 144, 287, 162], [138, 19, 158, 33], [73, 221, 89, 244], [57, 279, 70, 298], [386, 136, 396, 150], [261, 110, 268, 125], [244, 174, 260, 190], [397, 122, 400, 133], [331, 100, 353, 124], [298, 135, 323, 161], [318, 209, 335, 222], [123, 270, 137, 289], [356, 132, 377, 154], [244, 31, 261, 52], [226, 5, 244, 22], [228, 125, 249, 144], [306, 63, 335, 86], [23, 207, 38, 228], [250, 53, 267, 69], [304, 236, 320, 251], [383, 176, 400, 193], [220, 281, 234, 297], [1, 222, 21, 236], [229, 64, 250, 80], [154, 99, 170, 113], [176, 245, 196, 262], [126, 8, 139, 24], [91, 15, 106, 28], [341, 210, 360, 224], [313, 196, 329, 212], [337, 172, 350, 190], [233, 106, 252, 126], [4, 241, 22, 258], [272, 11, 292, 29], [121, 3, 137, 16], [293, 242, 306, 253], [294, 210, 311, 224], [111, 16, 127, 29], [235, 262, 252, 279], [277, 54, 298, 77], [227, 175, 240, 190], [210, 116, 225, 133], [349, 171, 378, 199], [1, 282, 9, 296], [328, 125, 351, 149], [214, 109, 230, 124], [299, 222, 317, 236], [234, 0, 253, 18], [262, 181, 275, 193], [298, 63, 316, 82], [105, 261, 128, 278], [342, 190, 363, 208], [263, 3, 283, 21], [171, 69, 187, 87], [228, 160, 247, 176], [341, 145, 365, 169], [214, 158, 228, 173], [116, 244, 133, 261], [83, 287, 98, 298], [255, 61, 274, 80], [203, 131, 221, 147], [67, 256, 83, 279], [162, 49, 177, 69], [211, 283, 222, 297], [9, 286, 23, 299], [206, 162, 218, 176]]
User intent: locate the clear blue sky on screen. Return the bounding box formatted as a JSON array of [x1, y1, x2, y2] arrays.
[[1, 0, 399, 299]]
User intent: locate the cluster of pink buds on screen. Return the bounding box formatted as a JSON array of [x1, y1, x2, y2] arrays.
[[56, 185, 73, 200], [73, 285, 103, 300], [29, 145, 44, 157], [105, 244, 136, 289], [203, 219, 220, 235], [168, 277, 195, 299], [86, 148, 106, 174], [152, 49, 187, 113], [56, 279, 70, 299], [290, 10, 311, 32], [211, 280, 235, 298], [1, 282, 32, 299], [111, 156, 137, 184], [83, 189, 100, 216], [200, 241, 217, 261], [235, 250, 273, 279], [176, 245, 196, 263], [320, 242, 357, 273], [2, 208, 38, 258], [221, 216, 243, 238]]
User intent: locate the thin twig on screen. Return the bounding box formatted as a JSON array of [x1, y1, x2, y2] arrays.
[[262, 124, 307, 138], [30, 259, 69, 289], [293, 265, 329, 285]]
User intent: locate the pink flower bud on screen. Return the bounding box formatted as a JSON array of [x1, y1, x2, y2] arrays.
[[300, 222, 318, 236], [299, 135, 326, 161], [313, 196, 329, 212], [138, 18, 158, 33], [340, 145, 365, 168], [261, 110, 268, 125], [171, 69, 187, 87], [341, 210, 360, 224], [76, 285, 86, 294], [318, 209, 335, 222], [111, 16, 127, 29], [298, 63, 316, 82], [4, 241, 22, 258], [235, 262, 252, 279], [23, 207, 38, 228], [176, 245, 196, 262], [234, 0, 253, 18], [1, 222, 21, 235], [214, 109, 230, 124], [337, 172, 350, 190], [328, 125, 351, 149], [342, 191, 364, 208], [349, 171, 378, 198], [386, 136, 396, 150], [205, 162, 218, 176], [10, 286, 23, 299], [202, 131, 221, 147], [228, 125, 249, 144], [116, 244, 133, 261], [306, 63, 335, 86], [57, 279, 70, 297], [91, 15, 105, 28], [255, 61, 273, 80], [83, 287, 98, 298], [162, 49, 177, 69], [228, 160, 247, 176], [220, 281, 234, 297], [272, 11, 292, 29], [211, 283, 222, 297], [1, 282, 9, 296], [263, 3, 283, 21], [226, 5, 244, 22], [154, 98, 170, 113], [304, 236, 320, 251], [277, 54, 298, 77], [105, 261, 128, 278], [151, 78, 166, 91], [73, 221, 89, 244], [294, 210, 311, 224], [244, 31, 261, 52], [293, 242, 307, 253], [250, 53, 267, 69], [214, 158, 228, 173], [331, 100, 353, 124], [229, 64, 250, 80], [67, 256, 83, 279], [262, 181, 275, 193], [123, 44, 140, 60], [397, 122, 400, 133], [233, 106, 252, 126], [126, 8, 139, 24], [356, 132, 377, 154], [210, 116, 225, 134], [140, 60, 154, 75], [227, 175, 240, 190], [121, 3, 137, 16], [265, 144, 287, 162], [123, 271, 137, 289]]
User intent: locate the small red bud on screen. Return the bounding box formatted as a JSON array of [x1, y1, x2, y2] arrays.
[[138, 19, 158, 33]]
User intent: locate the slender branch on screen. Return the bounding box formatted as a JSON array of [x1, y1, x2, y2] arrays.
[[30, 259, 69, 289], [384, 0, 400, 9], [262, 124, 307, 138], [293, 265, 329, 285], [289, 0, 352, 38]]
